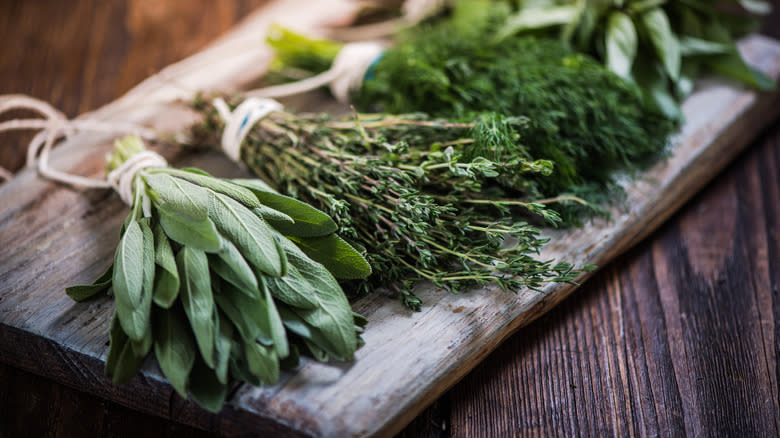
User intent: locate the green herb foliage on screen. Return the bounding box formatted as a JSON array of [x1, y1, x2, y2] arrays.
[[66, 136, 370, 413], [192, 102, 594, 309], [492, 0, 776, 118], [268, 7, 676, 222]]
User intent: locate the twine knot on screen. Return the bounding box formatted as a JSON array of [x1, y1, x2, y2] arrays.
[[212, 97, 283, 162], [106, 150, 167, 205], [247, 42, 385, 103]]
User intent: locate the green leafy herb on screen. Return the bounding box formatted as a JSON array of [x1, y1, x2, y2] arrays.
[[70, 135, 370, 413], [191, 102, 592, 309]]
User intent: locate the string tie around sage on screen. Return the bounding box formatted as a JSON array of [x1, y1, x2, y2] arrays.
[[0, 94, 159, 204], [212, 96, 282, 163], [246, 41, 385, 103]]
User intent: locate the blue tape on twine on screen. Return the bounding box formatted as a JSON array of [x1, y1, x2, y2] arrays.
[[363, 54, 384, 82]]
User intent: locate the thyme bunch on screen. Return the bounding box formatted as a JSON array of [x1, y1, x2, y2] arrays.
[[191, 103, 592, 309]]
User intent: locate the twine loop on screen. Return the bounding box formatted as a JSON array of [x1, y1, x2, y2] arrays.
[[212, 97, 282, 162], [247, 41, 384, 103], [106, 150, 167, 205], [0, 95, 156, 192]]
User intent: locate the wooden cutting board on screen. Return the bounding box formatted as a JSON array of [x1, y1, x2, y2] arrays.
[[1, 1, 780, 436]]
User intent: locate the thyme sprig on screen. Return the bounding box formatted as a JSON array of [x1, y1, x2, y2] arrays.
[[191, 103, 593, 309]]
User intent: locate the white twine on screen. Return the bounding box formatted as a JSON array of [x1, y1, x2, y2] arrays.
[[212, 96, 282, 162], [0, 95, 158, 204], [106, 150, 167, 205], [246, 41, 385, 103]]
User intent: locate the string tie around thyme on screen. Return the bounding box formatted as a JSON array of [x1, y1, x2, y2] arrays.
[[246, 41, 385, 103], [0, 94, 160, 205], [212, 96, 283, 162]]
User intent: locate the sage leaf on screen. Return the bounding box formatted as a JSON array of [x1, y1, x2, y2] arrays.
[[214, 311, 233, 385], [280, 239, 357, 360], [253, 204, 294, 225], [232, 179, 337, 237], [210, 236, 259, 296], [188, 358, 227, 414], [105, 314, 145, 384], [633, 56, 682, 120], [229, 341, 261, 387], [154, 307, 195, 398], [288, 234, 372, 280], [641, 8, 681, 81], [66, 262, 113, 301], [262, 280, 289, 358], [678, 36, 729, 56], [144, 173, 211, 220], [214, 280, 272, 344], [738, 0, 771, 15], [113, 219, 151, 341], [244, 341, 279, 385], [152, 222, 179, 308], [605, 11, 637, 80], [158, 209, 221, 253], [130, 218, 156, 357], [177, 246, 216, 368], [266, 263, 320, 310], [167, 170, 261, 209], [495, 5, 578, 41], [209, 192, 286, 277]]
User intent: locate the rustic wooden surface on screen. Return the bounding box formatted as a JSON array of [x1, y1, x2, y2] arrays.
[[1, 1, 780, 437]]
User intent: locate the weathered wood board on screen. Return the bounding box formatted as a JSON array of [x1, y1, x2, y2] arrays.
[[1, 0, 780, 436]]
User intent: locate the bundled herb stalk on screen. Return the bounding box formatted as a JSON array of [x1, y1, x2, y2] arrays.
[[67, 135, 370, 412], [191, 101, 592, 309], [265, 2, 677, 222]]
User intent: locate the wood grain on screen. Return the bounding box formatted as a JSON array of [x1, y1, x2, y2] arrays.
[[3, 1, 776, 432]]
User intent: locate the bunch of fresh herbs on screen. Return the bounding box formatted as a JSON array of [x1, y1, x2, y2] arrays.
[[190, 102, 593, 309], [267, 4, 677, 222], [495, 0, 776, 118], [67, 135, 370, 412]]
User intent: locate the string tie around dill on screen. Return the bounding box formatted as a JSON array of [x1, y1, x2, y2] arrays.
[[247, 42, 384, 103]]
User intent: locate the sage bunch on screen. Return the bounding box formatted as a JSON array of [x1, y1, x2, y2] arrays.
[[67, 135, 370, 412], [190, 103, 593, 310]]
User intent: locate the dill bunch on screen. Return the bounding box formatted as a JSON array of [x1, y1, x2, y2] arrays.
[[267, 2, 677, 222], [190, 101, 592, 309]]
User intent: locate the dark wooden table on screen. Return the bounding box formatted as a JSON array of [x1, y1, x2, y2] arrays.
[[1, 1, 779, 436]]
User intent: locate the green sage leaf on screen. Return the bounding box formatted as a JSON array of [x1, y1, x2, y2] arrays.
[[188, 358, 227, 413], [210, 236, 259, 296], [266, 263, 320, 310], [168, 170, 261, 209], [605, 11, 637, 80], [152, 222, 180, 308], [262, 279, 289, 358], [144, 173, 211, 220], [279, 239, 357, 360], [641, 8, 681, 81], [288, 234, 372, 280], [678, 36, 729, 56], [105, 313, 145, 384], [154, 306, 196, 398], [244, 341, 279, 385], [158, 209, 221, 253], [495, 5, 578, 41], [214, 280, 272, 344], [232, 179, 337, 237], [177, 246, 216, 368], [66, 262, 113, 302], [113, 219, 151, 341], [214, 311, 233, 385], [209, 192, 286, 277]]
